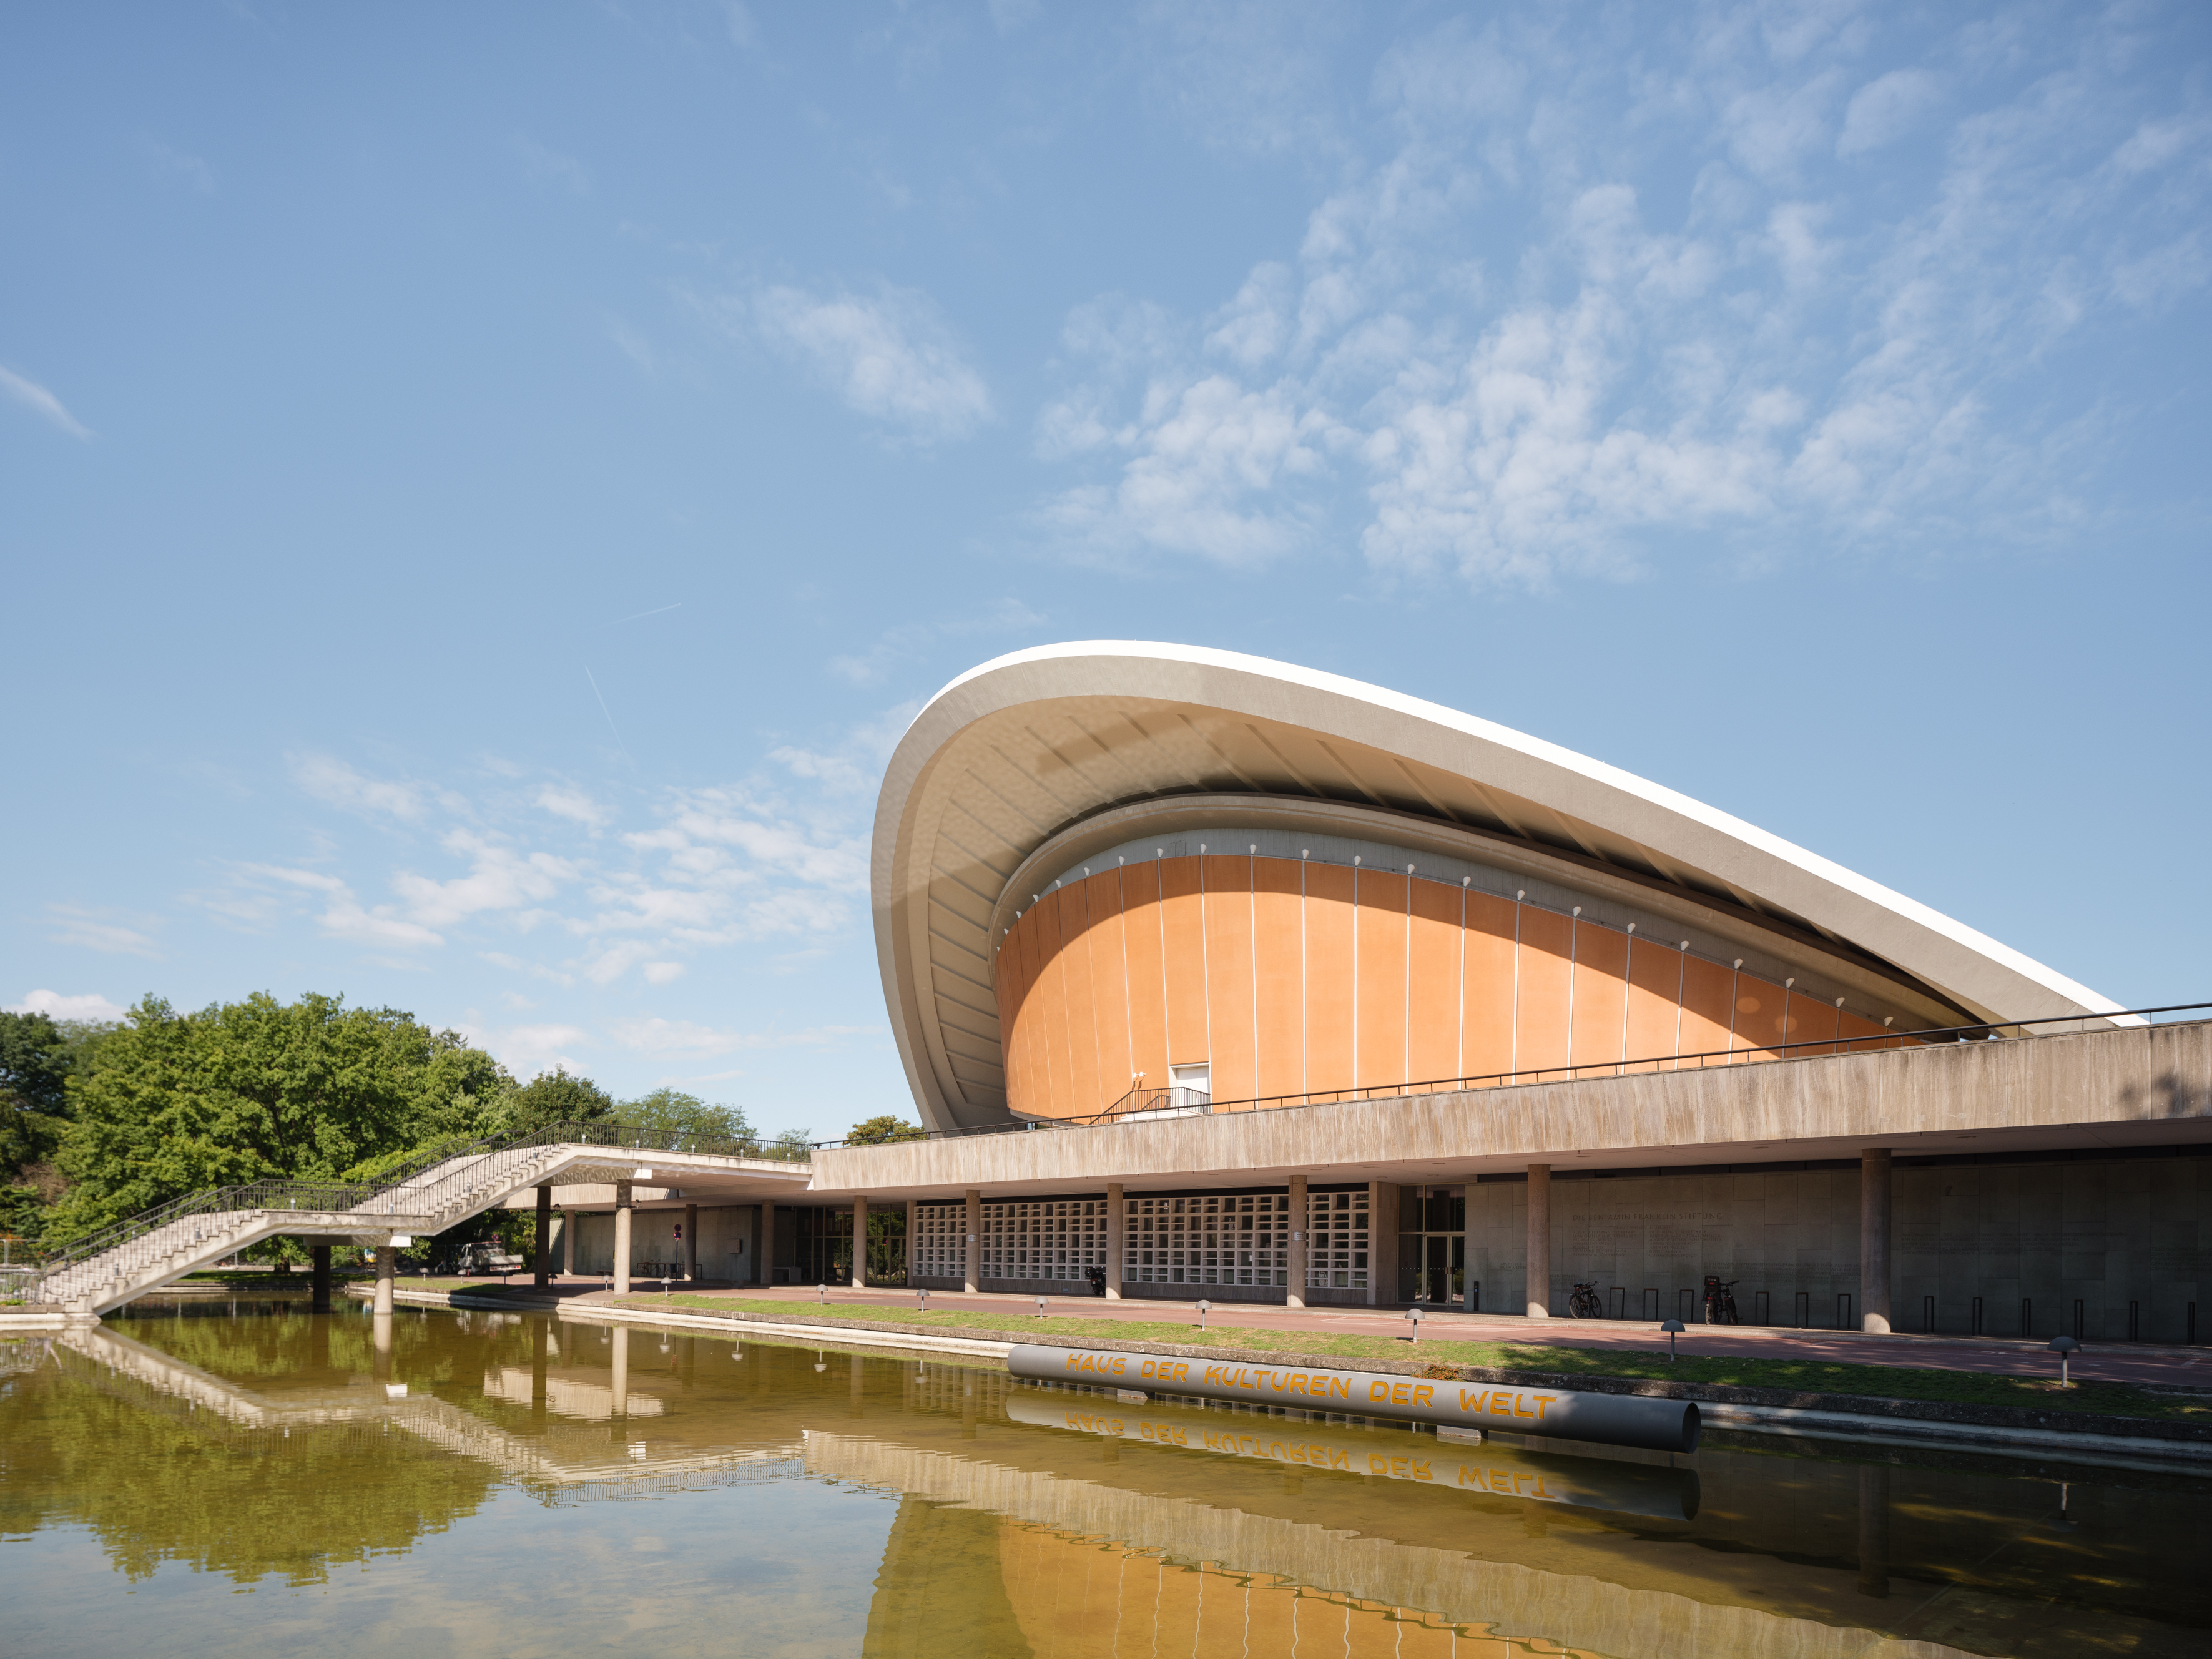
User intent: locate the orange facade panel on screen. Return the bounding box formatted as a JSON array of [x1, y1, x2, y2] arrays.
[[1055, 883, 1104, 1117], [1623, 937, 1685, 1073], [1568, 921, 1631, 1074], [1407, 877, 1463, 1085], [1514, 905, 1573, 1076], [1732, 975, 1787, 1060], [1304, 862, 1355, 1096], [1677, 954, 1736, 1068], [1461, 891, 1517, 1080], [1157, 857, 1210, 1070], [1118, 862, 1171, 1098], [1783, 990, 1839, 1055], [1081, 870, 1133, 1105], [1837, 1007, 1893, 1055], [1199, 855, 1257, 1105], [1251, 857, 1305, 1098], [1353, 868, 1409, 1091]]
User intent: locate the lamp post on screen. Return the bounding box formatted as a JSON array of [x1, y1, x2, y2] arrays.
[[2048, 1334, 2081, 1387], [1197, 1298, 1211, 1332], [1405, 1306, 1423, 1344], [1035, 1295, 1047, 1320], [1661, 1318, 1686, 1362], [818, 1282, 827, 1307], [917, 1287, 929, 1314]]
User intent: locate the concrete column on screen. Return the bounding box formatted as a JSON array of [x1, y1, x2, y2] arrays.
[[611, 1326, 629, 1416], [905, 1198, 917, 1290], [963, 1188, 981, 1294], [371, 1312, 392, 1381], [1525, 1165, 1552, 1318], [1286, 1174, 1308, 1309], [850, 1351, 865, 1419], [1368, 1182, 1397, 1307], [1861, 1148, 1893, 1334], [562, 1211, 575, 1276], [535, 1184, 553, 1287], [614, 1180, 633, 1296], [529, 1316, 549, 1427], [684, 1202, 699, 1283], [310, 1243, 332, 1312], [851, 1194, 868, 1289], [760, 1204, 775, 1285], [1104, 1184, 1124, 1300], [373, 1246, 396, 1315]]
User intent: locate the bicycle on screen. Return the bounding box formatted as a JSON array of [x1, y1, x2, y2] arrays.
[[1567, 1281, 1604, 1319], [1703, 1275, 1741, 1324]]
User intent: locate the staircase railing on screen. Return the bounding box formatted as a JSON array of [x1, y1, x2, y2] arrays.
[[25, 1118, 807, 1295]]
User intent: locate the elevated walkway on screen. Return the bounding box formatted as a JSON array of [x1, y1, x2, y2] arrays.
[[24, 1128, 811, 1317]]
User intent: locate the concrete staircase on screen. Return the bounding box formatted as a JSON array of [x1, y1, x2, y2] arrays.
[[31, 1140, 586, 1317]]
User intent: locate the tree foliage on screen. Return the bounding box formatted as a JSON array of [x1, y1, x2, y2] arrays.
[[845, 1113, 927, 1145], [51, 992, 513, 1239], [619, 1086, 754, 1146], [497, 1066, 616, 1138]]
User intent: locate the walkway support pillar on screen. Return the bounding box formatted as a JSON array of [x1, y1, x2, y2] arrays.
[[1861, 1147, 1893, 1334], [310, 1244, 332, 1312], [534, 1184, 553, 1287], [611, 1326, 629, 1417], [963, 1188, 981, 1294], [684, 1202, 699, 1283], [1286, 1174, 1308, 1309], [614, 1180, 633, 1296], [851, 1194, 868, 1290], [1526, 1164, 1552, 1318], [562, 1210, 574, 1276], [373, 1246, 396, 1316], [1104, 1183, 1123, 1300]]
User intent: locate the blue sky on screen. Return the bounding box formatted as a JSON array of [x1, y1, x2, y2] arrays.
[[4, 2, 2208, 1139]]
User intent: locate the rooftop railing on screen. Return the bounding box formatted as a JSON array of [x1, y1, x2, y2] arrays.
[[807, 1001, 2212, 1150]]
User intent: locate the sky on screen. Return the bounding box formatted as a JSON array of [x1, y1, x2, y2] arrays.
[[4, 2, 2208, 1141]]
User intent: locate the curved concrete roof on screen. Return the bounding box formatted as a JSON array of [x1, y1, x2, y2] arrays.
[[873, 642, 2126, 1132]]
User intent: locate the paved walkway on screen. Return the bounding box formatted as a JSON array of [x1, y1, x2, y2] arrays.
[[448, 1275, 2212, 1390]]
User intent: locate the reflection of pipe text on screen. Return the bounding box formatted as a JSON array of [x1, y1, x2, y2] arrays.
[[1051, 1406, 1558, 1499], [1056, 1351, 1559, 1424]]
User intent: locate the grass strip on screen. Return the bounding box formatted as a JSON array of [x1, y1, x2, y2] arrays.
[[599, 1294, 2210, 1423]]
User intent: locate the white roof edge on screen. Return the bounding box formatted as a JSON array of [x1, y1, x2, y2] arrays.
[[903, 641, 2130, 1028]]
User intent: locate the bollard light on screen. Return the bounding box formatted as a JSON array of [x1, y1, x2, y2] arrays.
[[1197, 1298, 1211, 1332], [818, 1282, 827, 1307], [1405, 1306, 1424, 1343], [2048, 1334, 2081, 1387], [1036, 1295, 1047, 1320], [1660, 1318, 1686, 1362], [917, 1287, 930, 1313]]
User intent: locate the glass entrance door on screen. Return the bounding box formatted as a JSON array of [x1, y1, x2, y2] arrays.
[[1416, 1235, 1464, 1304]]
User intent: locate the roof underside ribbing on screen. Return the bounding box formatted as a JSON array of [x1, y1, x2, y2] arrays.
[[873, 644, 2124, 1133]]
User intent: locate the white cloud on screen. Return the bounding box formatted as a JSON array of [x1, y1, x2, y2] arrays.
[[393, 832, 577, 927], [458, 1021, 589, 1079], [642, 961, 686, 985], [9, 988, 130, 1023], [43, 905, 160, 958], [536, 784, 614, 830], [148, 140, 215, 194], [611, 1017, 873, 1056], [319, 893, 445, 949], [291, 754, 427, 820], [1838, 70, 1942, 157], [1, 364, 92, 440], [740, 282, 993, 441], [511, 135, 591, 195]]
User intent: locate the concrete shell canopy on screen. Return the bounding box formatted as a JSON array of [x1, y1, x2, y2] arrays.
[[873, 642, 2126, 1134]]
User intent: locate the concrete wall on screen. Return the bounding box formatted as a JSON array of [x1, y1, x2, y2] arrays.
[[566, 1206, 761, 1279], [1465, 1154, 2210, 1340], [810, 1019, 2212, 1197]]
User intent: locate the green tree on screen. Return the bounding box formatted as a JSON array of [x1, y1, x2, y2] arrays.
[[496, 1066, 615, 1137], [2, 1012, 74, 1241], [845, 1113, 927, 1145], [768, 1126, 814, 1161], [619, 1086, 754, 1147], [52, 992, 512, 1238]]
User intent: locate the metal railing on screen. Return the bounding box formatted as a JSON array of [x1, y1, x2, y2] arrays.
[[808, 1000, 2211, 1149], [27, 1118, 815, 1286]]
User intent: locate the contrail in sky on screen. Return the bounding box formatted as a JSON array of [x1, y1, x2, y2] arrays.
[[584, 666, 631, 761], [606, 601, 683, 627]]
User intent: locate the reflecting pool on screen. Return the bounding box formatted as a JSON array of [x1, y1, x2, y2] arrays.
[[4, 1299, 2210, 1657]]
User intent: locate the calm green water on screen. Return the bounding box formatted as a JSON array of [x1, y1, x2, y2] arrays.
[[3, 1300, 2209, 1658]]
